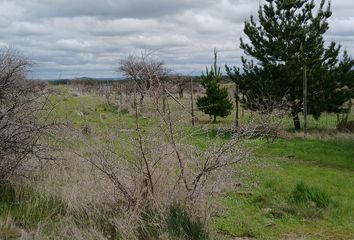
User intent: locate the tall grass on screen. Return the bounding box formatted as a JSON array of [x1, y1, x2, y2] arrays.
[[166, 204, 209, 240], [291, 181, 332, 208], [0, 183, 66, 227]]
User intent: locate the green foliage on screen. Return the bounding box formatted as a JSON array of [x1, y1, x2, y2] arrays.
[[166, 204, 208, 240], [227, 0, 354, 130], [137, 209, 163, 240], [291, 181, 332, 208], [197, 49, 233, 122], [215, 138, 354, 239], [0, 180, 16, 205], [0, 186, 66, 227], [134, 204, 209, 240]]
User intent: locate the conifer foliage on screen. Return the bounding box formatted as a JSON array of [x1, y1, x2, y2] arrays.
[[197, 49, 233, 123], [227, 0, 354, 130]]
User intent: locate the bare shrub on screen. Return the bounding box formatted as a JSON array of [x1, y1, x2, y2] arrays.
[[169, 75, 190, 98], [71, 121, 255, 238], [117, 52, 168, 104], [247, 102, 287, 143], [337, 101, 354, 132], [337, 120, 354, 132], [72, 78, 99, 95], [0, 48, 55, 180], [68, 75, 262, 238]]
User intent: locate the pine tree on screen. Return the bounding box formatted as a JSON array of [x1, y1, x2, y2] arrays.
[[197, 49, 233, 123], [226, 0, 354, 130]]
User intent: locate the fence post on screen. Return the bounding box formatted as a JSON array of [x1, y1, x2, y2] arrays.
[[235, 84, 239, 128], [303, 65, 308, 135], [190, 77, 195, 126], [162, 80, 166, 114]]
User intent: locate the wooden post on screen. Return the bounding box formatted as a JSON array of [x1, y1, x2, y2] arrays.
[[119, 84, 123, 110], [303, 65, 308, 135], [162, 80, 166, 114], [125, 84, 128, 104], [134, 82, 138, 129], [235, 84, 239, 128], [190, 77, 195, 126]]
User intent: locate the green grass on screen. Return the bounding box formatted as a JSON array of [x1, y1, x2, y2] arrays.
[[0, 185, 66, 236], [214, 138, 354, 239], [49, 86, 156, 132], [166, 204, 209, 240], [49, 87, 354, 239], [4, 86, 353, 239]]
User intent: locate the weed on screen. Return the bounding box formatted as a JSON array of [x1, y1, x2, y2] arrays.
[[166, 204, 208, 240], [0, 185, 66, 228], [291, 181, 332, 208], [138, 209, 163, 240], [0, 180, 16, 205]]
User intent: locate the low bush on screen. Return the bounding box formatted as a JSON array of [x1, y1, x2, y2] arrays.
[[166, 204, 208, 240], [291, 181, 332, 208]]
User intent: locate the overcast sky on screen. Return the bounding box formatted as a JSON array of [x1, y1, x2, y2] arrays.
[[0, 0, 353, 79]]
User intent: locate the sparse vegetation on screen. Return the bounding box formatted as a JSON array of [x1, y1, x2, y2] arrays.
[[0, 83, 352, 239], [0, 1, 353, 239]]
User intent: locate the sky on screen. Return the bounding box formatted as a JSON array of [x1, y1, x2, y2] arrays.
[[0, 0, 353, 79]]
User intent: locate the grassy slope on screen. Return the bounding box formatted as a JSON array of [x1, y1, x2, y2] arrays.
[[2, 88, 353, 239], [48, 88, 354, 239], [214, 138, 354, 239]]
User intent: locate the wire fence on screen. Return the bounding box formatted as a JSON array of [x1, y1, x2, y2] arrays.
[[61, 80, 354, 132]]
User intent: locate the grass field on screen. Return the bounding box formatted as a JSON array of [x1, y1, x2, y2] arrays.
[[1, 86, 353, 239], [214, 138, 354, 239]]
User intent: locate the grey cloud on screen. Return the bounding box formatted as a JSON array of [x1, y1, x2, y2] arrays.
[[328, 18, 354, 37], [20, 0, 216, 19], [0, 0, 352, 79]]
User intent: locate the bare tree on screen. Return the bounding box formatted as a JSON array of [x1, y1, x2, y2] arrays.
[[0, 48, 55, 180], [169, 75, 190, 99], [69, 64, 266, 239], [243, 94, 287, 143], [117, 52, 168, 104]]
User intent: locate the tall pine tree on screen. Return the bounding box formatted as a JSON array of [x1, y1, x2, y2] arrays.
[[227, 0, 353, 130], [197, 49, 233, 123]]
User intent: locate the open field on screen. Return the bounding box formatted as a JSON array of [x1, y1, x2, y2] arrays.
[[1, 85, 354, 240], [215, 138, 354, 239]]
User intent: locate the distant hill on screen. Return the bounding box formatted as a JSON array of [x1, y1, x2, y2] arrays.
[[42, 77, 125, 85], [43, 75, 231, 85], [44, 77, 124, 82]]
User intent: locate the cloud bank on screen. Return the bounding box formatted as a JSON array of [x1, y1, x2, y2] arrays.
[[0, 0, 352, 79]]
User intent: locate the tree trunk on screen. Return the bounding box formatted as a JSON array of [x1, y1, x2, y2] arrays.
[[213, 115, 217, 123], [139, 94, 144, 105], [179, 88, 183, 98], [292, 111, 301, 131], [235, 84, 239, 128]]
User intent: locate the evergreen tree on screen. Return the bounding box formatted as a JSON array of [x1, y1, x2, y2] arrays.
[[227, 0, 354, 130], [197, 49, 233, 123]]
